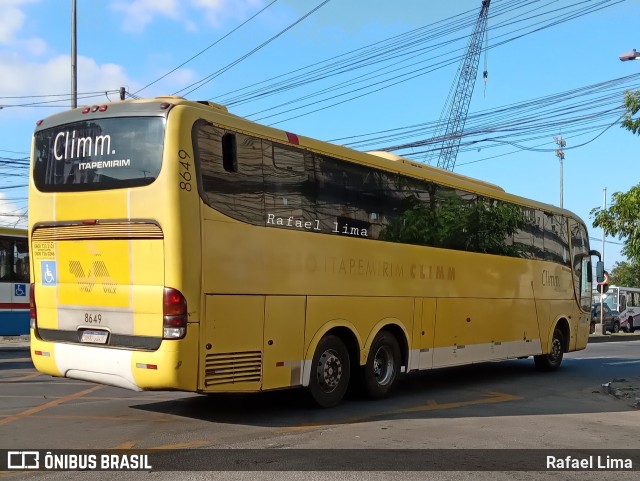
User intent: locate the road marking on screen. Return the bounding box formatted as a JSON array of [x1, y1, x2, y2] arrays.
[[604, 360, 640, 365], [114, 441, 138, 449], [0, 357, 31, 363], [0, 372, 41, 383], [392, 391, 521, 414], [281, 391, 521, 432], [32, 414, 176, 422], [0, 384, 103, 426], [114, 440, 211, 449], [149, 441, 211, 449]]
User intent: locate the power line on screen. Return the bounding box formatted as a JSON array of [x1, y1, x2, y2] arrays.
[[174, 0, 333, 97], [323, 72, 639, 163], [133, 0, 280, 96], [209, 0, 624, 126], [0, 91, 120, 109]]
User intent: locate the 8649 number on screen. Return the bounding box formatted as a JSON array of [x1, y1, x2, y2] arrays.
[[84, 313, 102, 324]]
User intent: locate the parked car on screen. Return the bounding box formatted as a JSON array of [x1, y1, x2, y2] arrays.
[[590, 304, 621, 334], [620, 317, 632, 333]]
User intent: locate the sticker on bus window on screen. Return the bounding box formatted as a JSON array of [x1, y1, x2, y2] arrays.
[[41, 261, 57, 286]]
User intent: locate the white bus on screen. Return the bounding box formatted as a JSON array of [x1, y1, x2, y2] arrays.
[[593, 286, 640, 332]]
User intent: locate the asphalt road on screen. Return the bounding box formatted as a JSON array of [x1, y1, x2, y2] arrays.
[[1, 336, 639, 480]]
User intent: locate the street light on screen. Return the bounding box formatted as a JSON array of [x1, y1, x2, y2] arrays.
[[620, 49, 640, 61]]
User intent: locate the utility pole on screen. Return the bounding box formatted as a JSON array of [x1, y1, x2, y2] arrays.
[[553, 136, 566, 208], [598, 187, 607, 335], [71, 0, 77, 109]]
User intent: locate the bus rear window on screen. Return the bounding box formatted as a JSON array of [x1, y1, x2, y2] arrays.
[[33, 117, 165, 192]]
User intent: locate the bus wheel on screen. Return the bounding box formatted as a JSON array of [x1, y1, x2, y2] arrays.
[[534, 328, 564, 372], [308, 335, 350, 408], [362, 330, 401, 399]]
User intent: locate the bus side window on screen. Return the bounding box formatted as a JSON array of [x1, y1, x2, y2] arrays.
[[620, 294, 626, 312], [0, 238, 14, 281], [222, 133, 238, 173]]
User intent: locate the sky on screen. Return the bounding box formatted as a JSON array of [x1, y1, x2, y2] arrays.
[[0, 0, 638, 272]]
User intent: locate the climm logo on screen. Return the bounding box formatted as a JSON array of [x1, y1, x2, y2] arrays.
[[542, 269, 561, 287], [53, 130, 113, 160]]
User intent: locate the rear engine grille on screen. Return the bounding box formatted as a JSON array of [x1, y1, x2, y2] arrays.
[[32, 222, 163, 241], [204, 351, 262, 386]]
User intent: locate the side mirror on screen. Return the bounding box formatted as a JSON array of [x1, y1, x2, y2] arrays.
[[595, 260, 605, 284]]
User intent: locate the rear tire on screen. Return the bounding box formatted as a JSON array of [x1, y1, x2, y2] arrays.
[[362, 330, 401, 399], [534, 328, 564, 372], [308, 335, 350, 408]]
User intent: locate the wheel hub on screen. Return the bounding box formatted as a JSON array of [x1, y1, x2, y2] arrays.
[[373, 345, 394, 386], [317, 349, 342, 393]]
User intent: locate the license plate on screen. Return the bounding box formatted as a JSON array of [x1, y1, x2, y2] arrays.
[[80, 330, 109, 344]]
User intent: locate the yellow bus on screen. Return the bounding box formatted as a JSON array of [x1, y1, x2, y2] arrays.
[[29, 96, 601, 407]]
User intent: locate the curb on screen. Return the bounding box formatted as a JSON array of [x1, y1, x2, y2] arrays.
[[0, 335, 30, 351], [588, 333, 640, 343]]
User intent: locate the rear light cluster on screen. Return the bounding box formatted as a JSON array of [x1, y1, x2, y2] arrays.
[[30, 283, 37, 329], [163, 287, 187, 339], [81, 105, 109, 114]]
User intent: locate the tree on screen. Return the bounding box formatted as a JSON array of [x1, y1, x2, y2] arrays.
[[590, 90, 640, 260], [621, 90, 640, 135], [591, 185, 640, 260], [609, 259, 640, 288]]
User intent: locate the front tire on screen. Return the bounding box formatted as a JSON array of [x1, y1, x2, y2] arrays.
[[534, 328, 564, 372], [612, 321, 620, 334], [362, 330, 401, 399], [308, 335, 350, 408]]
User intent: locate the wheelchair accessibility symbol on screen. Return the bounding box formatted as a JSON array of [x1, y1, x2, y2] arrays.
[[41, 261, 57, 286], [14, 283, 26, 297]]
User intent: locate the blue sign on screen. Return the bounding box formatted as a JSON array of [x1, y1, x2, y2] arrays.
[[14, 283, 26, 297], [41, 261, 57, 286]]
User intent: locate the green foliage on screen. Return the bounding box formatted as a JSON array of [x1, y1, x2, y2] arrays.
[[590, 183, 640, 260], [592, 91, 640, 267], [609, 259, 640, 288], [380, 192, 528, 257], [621, 90, 640, 135]]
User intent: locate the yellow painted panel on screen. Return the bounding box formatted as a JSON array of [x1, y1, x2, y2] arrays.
[[200, 295, 265, 392], [419, 298, 436, 350], [305, 296, 413, 362], [434, 298, 539, 349], [57, 240, 131, 308], [54, 190, 128, 220], [262, 296, 306, 390], [131, 326, 199, 391], [30, 333, 62, 376]]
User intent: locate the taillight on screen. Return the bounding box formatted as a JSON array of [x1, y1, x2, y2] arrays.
[[29, 283, 37, 329], [163, 287, 187, 339]]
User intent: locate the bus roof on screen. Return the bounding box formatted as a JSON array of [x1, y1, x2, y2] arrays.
[[0, 227, 27, 237], [33, 95, 584, 224]]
